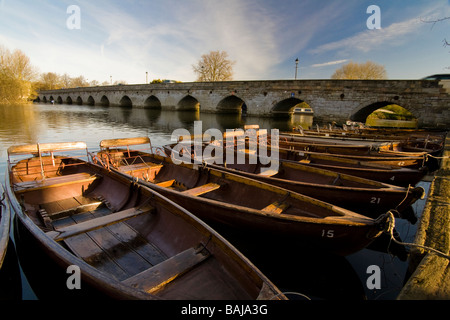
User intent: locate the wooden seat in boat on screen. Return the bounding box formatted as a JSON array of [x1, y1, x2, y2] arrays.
[[119, 162, 163, 174], [14, 173, 99, 193], [46, 205, 154, 241], [181, 183, 221, 197], [122, 245, 210, 293], [258, 169, 278, 177], [261, 201, 290, 214]]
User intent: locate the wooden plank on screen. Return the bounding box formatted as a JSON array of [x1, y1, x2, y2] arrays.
[[258, 169, 278, 177], [68, 207, 168, 271], [37, 141, 87, 153], [119, 162, 163, 174], [156, 179, 175, 187], [42, 200, 104, 220], [122, 246, 210, 293], [46, 206, 154, 241], [8, 142, 87, 155], [261, 201, 290, 214], [181, 183, 221, 197], [14, 173, 98, 193], [100, 137, 150, 149]]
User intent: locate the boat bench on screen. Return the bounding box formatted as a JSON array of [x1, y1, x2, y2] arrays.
[[40, 198, 104, 221], [258, 169, 278, 177], [261, 201, 290, 214], [45, 205, 154, 241], [14, 173, 100, 193], [181, 183, 221, 197], [119, 162, 163, 174], [122, 246, 210, 293]]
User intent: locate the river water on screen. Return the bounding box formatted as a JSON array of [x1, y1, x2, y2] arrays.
[[0, 103, 429, 300]]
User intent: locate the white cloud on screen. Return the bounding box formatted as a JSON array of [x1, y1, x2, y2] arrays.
[[310, 17, 424, 55], [311, 59, 349, 68]]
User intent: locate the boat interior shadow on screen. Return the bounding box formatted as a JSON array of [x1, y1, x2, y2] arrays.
[[207, 223, 367, 301], [0, 237, 22, 300], [13, 215, 110, 300]]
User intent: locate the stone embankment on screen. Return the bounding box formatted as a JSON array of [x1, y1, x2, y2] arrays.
[[398, 133, 450, 299]]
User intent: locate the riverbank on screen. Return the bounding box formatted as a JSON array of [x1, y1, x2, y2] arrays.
[[398, 133, 450, 300]]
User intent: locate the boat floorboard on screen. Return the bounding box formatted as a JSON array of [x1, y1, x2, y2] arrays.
[[49, 198, 167, 281]]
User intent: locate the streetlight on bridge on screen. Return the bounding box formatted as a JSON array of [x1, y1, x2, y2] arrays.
[[295, 58, 299, 80]]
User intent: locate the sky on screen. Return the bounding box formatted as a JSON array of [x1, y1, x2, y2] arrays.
[[0, 0, 449, 84]]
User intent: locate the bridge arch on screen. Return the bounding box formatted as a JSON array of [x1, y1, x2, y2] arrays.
[[66, 96, 73, 105], [42, 96, 47, 103], [76, 96, 83, 105], [100, 95, 110, 107], [177, 95, 200, 111], [56, 96, 63, 104], [87, 96, 95, 106], [271, 97, 312, 116], [217, 95, 246, 113], [144, 95, 162, 109], [119, 95, 132, 107], [351, 101, 416, 123]]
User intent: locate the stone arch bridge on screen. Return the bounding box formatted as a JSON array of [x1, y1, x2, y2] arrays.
[[37, 79, 450, 128]]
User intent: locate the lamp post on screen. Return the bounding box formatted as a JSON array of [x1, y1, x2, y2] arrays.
[[295, 58, 299, 80], [146, 71, 148, 84]]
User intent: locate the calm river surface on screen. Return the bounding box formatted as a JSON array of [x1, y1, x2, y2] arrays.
[[0, 103, 429, 300]]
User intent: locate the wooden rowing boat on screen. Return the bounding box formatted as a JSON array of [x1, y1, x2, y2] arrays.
[[163, 140, 424, 223], [165, 137, 427, 188], [275, 148, 428, 187], [263, 137, 430, 170], [285, 125, 447, 146], [0, 183, 10, 271], [95, 137, 389, 256], [6, 141, 286, 300], [245, 126, 440, 171], [217, 129, 432, 181], [202, 154, 423, 223]]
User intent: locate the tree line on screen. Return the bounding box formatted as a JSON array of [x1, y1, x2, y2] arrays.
[[0, 44, 128, 104], [0, 44, 393, 105]]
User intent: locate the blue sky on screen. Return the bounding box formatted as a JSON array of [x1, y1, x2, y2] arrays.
[[0, 0, 449, 84]]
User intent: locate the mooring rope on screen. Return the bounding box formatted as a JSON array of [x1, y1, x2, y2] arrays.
[[427, 153, 450, 160], [385, 211, 450, 260]]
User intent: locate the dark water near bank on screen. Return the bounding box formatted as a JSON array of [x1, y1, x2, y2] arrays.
[[0, 103, 429, 300]]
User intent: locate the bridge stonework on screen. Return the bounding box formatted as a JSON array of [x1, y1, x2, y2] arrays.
[[37, 80, 450, 128]]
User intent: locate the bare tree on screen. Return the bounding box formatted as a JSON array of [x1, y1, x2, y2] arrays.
[[193, 50, 235, 81], [39, 72, 63, 90], [331, 61, 387, 80], [422, 16, 449, 55]]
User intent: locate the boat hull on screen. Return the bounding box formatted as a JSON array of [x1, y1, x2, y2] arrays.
[[95, 144, 389, 256], [6, 143, 285, 300], [0, 184, 10, 271]]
